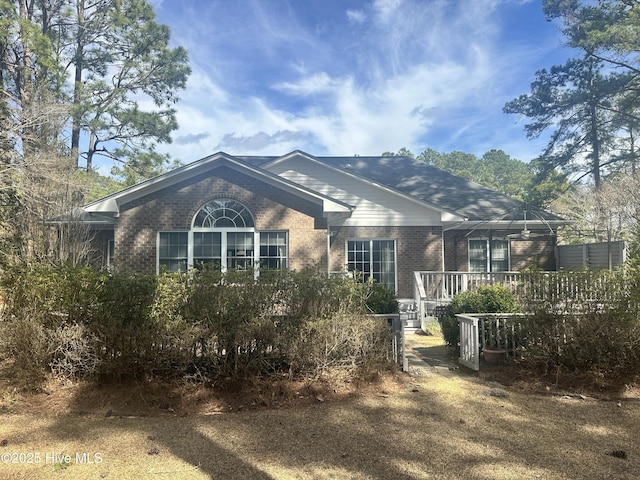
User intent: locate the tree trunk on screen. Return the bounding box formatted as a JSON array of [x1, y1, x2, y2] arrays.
[[87, 130, 95, 172], [631, 129, 637, 175], [589, 91, 601, 187], [71, 0, 85, 169], [17, 0, 34, 158]]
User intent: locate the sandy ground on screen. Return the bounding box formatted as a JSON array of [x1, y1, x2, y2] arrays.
[[1, 334, 639, 479]]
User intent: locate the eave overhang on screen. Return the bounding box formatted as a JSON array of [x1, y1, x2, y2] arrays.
[[442, 218, 571, 232], [81, 152, 354, 220], [45, 209, 116, 227]]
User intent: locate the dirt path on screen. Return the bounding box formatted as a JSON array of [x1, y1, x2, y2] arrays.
[[403, 331, 461, 375]]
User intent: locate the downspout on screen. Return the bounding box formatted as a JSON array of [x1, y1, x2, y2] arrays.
[[488, 230, 493, 272], [327, 219, 332, 276], [607, 228, 612, 270]]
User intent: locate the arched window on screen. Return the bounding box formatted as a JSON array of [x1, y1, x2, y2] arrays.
[[189, 199, 255, 270], [193, 198, 254, 229], [158, 198, 287, 273]]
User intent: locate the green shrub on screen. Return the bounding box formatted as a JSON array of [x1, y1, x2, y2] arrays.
[[148, 272, 194, 374], [441, 285, 520, 346], [520, 309, 640, 374], [364, 282, 399, 314], [89, 273, 160, 380], [0, 317, 50, 389], [0, 263, 397, 385], [0, 264, 102, 388]]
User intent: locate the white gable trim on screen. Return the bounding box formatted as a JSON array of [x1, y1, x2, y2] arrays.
[[83, 152, 353, 217], [263, 150, 465, 223]]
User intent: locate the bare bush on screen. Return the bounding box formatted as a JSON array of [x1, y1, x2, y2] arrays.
[[0, 265, 397, 386], [517, 268, 640, 373], [49, 323, 101, 378], [287, 314, 395, 378], [0, 317, 50, 389]]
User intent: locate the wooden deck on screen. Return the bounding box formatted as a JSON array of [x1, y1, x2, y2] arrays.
[[413, 271, 523, 319]]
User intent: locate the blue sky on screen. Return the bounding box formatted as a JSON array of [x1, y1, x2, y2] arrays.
[[148, 0, 572, 164]]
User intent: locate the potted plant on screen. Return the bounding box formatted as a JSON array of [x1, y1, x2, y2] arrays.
[[481, 320, 507, 364], [482, 344, 506, 364]]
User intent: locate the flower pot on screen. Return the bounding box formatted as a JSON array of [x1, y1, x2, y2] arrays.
[[482, 348, 506, 365]]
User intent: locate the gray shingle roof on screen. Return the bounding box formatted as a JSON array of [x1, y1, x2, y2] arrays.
[[238, 153, 563, 223]]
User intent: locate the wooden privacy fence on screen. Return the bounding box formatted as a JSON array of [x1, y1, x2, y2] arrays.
[[557, 240, 627, 270], [457, 313, 526, 371]]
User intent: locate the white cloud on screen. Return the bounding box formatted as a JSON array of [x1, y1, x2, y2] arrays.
[[174, 132, 210, 145], [372, 0, 404, 23], [214, 130, 311, 152], [273, 72, 335, 96], [147, 0, 568, 163], [346, 9, 367, 24]]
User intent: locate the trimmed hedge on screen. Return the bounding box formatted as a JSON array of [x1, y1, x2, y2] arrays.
[[0, 265, 397, 388]]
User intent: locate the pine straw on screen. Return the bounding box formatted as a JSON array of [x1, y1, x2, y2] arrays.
[[1, 346, 640, 479]]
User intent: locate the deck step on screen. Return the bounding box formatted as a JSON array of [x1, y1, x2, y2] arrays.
[[403, 327, 421, 335], [404, 318, 421, 328], [403, 318, 422, 335]]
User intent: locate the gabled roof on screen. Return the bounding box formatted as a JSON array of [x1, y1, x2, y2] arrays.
[[81, 152, 353, 221], [253, 151, 464, 222], [74, 150, 566, 229], [238, 151, 565, 225]]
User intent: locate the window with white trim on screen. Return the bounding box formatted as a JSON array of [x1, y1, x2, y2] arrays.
[[226, 231, 254, 270], [193, 232, 221, 268], [193, 198, 254, 228], [157, 199, 287, 273], [107, 239, 115, 268], [469, 237, 510, 272], [347, 239, 397, 292], [260, 231, 288, 269], [159, 232, 188, 272]]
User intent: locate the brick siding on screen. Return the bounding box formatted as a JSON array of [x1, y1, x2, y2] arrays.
[[444, 229, 556, 271], [113, 167, 327, 274], [510, 235, 556, 270], [98, 165, 557, 298], [329, 226, 443, 298]]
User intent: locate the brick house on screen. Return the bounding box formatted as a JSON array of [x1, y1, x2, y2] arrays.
[[79, 151, 567, 299]]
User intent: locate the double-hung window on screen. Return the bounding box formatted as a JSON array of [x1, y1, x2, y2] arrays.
[[468, 237, 510, 272], [157, 199, 287, 274], [347, 239, 397, 292], [259, 231, 288, 270], [158, 232, 189, 272], [193, 232, 222, 268]]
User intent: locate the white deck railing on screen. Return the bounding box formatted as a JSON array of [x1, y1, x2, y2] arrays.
[[413, 270, 624, 318], [422, 271, 627, 371], [457, 314, 480, 370], [414, 271, 523, 317]]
